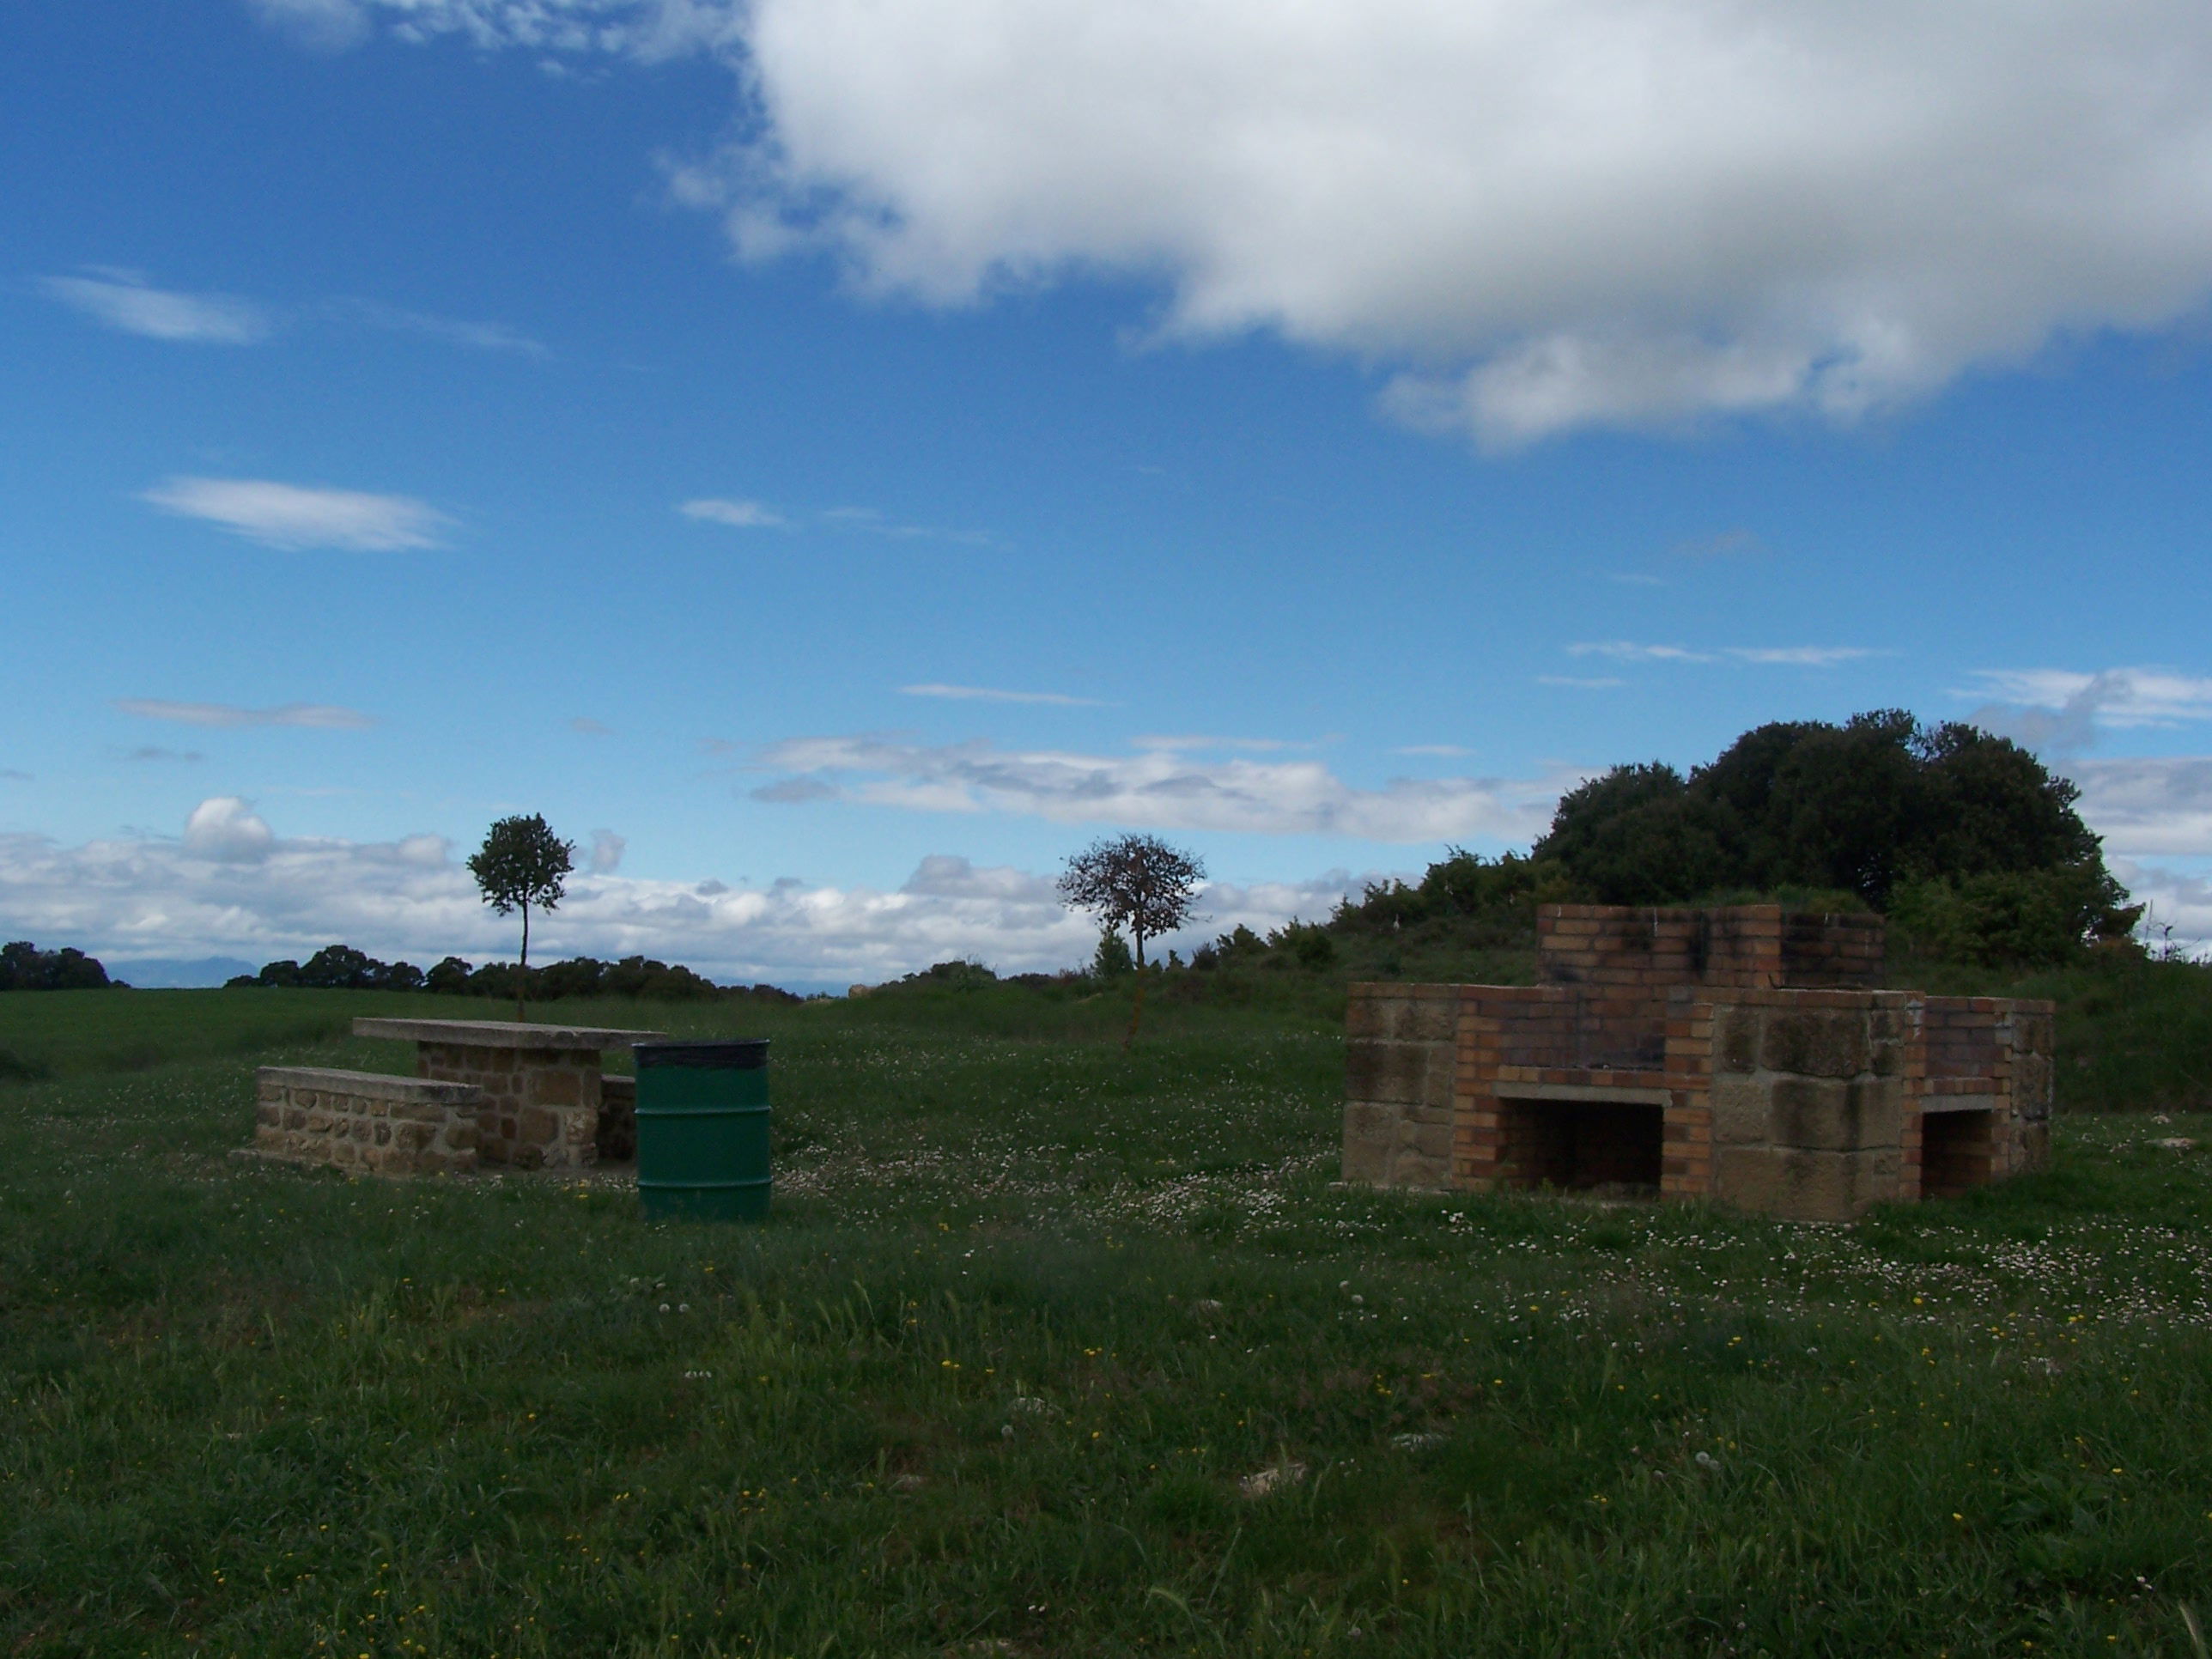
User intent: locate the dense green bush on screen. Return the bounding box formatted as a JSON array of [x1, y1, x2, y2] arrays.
[[1528, 711, 2136, 962]]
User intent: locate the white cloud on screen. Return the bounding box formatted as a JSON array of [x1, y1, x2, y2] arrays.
[[183, 797, 276, 862], [1565, 641, 1879, 667], [2070, 759, 2212, 860], [749, 733, 1567, 842], [1391, 744, 1474, 758], [0, 799, 1377, 981], [320, 0, 2212, 442], [326, 298, 550, 357], [1568, 641, 1716, 664], [1726, 646, 1883, 667], [1963, 668, 2212, 745], [143, 477, 451, 550], [681, 497, 787, 528], [42, 270, 271, 343], [589, 829, 628, 873], [114, 698, 375, 730], [902, 684, 1106, 708], [246, 0, 371, 51]]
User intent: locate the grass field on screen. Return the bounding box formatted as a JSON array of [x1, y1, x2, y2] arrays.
[[5, 984, 2212, 1655]]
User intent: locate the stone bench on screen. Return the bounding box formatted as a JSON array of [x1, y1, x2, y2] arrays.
[[252, 1066, 483, 1176]]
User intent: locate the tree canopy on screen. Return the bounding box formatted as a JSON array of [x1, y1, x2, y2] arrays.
[[467, 813, 575, 1019], [1528, 711, 2134, 963]]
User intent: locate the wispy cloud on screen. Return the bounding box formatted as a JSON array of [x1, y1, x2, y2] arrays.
[[1, 769, 29, 783], [569, 717, 614, 736], [1538, 676, 1626, 690], [823, 506, 997, 547], [749, 733, 1572, 842], [143, 477, 451, 550], [1727, 646, 1884, 667], [43, 268, 544, 356], [1568, 641, 1715, 664], [1392, 744, 1474, 757], [114, 698, 375, 730], [900, 684, 1106, 708], [1671, 528, 1766, 562], [41, 270, 271, 343], [325, 297, 549, 357], [121, 745, 205, 763], [1565, 641, 1881, 668], [681, 497, 787, 528]]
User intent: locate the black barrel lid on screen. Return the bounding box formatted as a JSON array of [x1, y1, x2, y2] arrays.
[[633, 1039, 769, 1069]]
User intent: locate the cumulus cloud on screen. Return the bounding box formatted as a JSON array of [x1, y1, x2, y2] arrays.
[[2069, 759, 2212, 860], [749, 733, 1567, 842], [312, 0, 2212, 442], [682, 497, 787, 528], [0, 799, 1375, 981], [182, 797, 276, 862], [143, 477, 451, 550], [42, 270, 272, 343], [902, 684, 1106, 708], [114, 698, 375, 730]]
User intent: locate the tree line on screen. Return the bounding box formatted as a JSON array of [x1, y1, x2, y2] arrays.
[[0, 941, 117, 992], [226, 944, 795, 1004]]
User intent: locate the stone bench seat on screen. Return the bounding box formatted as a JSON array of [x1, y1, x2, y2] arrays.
[[252, 1066, 484, 1176]]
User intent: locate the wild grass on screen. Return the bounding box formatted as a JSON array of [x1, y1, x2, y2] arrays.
[[3, 988, 2212, 1655]]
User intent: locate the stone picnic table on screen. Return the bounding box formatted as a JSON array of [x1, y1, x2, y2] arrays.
[[352, 1017, 665, 1170]]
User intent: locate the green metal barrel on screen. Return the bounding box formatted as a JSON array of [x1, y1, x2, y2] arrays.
[[634, 1039, 770, 1222]]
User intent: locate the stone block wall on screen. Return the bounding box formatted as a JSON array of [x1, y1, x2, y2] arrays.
[[1342, 983, 1458, 1189], [415, 1040, 603, 1170], [253, 1066, 482, 1175], [1695, 989, 1912, 1222]]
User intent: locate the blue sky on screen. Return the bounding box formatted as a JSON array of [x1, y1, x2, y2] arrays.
[[6, 0, 2212, 985]]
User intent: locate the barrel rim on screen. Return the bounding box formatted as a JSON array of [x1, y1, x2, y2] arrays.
[[633, 1038, 769, 1069]]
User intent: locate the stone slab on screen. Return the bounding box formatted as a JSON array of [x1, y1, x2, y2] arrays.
[[354, 1018, 665, 1049], [255, 1066, 482, 1104]]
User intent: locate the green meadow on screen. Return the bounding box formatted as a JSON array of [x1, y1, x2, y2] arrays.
[[5, 979, 2212, 1655]]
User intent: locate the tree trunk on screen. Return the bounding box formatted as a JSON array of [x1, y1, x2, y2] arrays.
[[517, 902, 530, 1024], [1124, 927, 1147, 1049]]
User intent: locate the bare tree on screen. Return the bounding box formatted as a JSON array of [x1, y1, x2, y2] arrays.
[[1057, 833, 1205, 1044], [467, 813, 574, 1022]]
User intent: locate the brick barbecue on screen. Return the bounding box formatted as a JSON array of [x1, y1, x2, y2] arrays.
[[1343, 904, 2052, 1223]]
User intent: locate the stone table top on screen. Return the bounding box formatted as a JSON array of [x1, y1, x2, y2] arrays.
[[353, 1017, 666, 1049]]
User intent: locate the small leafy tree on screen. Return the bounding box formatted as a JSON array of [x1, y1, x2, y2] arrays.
[[1057, 833, 1205, 1044], [467, 814, 574, 1021]]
